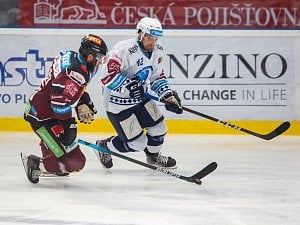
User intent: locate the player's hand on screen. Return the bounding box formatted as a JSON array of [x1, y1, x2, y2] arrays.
[[126, 80, 144, 101], [75, 92, 97, 124], [162, 91, 183, 114], [76, 104, 95, 124]]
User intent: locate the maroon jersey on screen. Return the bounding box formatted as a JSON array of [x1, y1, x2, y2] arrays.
[[27, 50, 90, 123]]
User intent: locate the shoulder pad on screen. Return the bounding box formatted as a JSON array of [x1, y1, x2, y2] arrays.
[[66, 70, 87, 85], [65, 51, 90, 85]]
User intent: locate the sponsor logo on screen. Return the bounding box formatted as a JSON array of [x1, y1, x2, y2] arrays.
[[20, 1, 299, 28], [150, 29, 163, 37], [69, 71, 86, 85], [50, 104, 71, 114], [34, 0, 107, 24], [128, 44, 138, 54], [0, 49, 53, 87]]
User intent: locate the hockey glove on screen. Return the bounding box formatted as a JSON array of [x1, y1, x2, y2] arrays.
[[59, 117, 77, 146], [75, 92, 97, 124], [125, 79, 144, 101], [162, 91, 183, 114]]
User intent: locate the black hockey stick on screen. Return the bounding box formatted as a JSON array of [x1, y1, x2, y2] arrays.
[[144, 93, 290, 140], [78, 139, 217, 185], [181, 106, 290, 140]]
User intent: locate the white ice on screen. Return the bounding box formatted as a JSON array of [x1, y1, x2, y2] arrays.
[[0, 132, 299, 225]]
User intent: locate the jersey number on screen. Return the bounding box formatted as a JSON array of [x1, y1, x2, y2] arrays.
[[137, 58, 144, 66]]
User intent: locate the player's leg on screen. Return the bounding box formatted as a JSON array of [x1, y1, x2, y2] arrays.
[[96, 99, 176, 168], [40, 141, 86, 173], [23, 123, 86, 183], [95, 106, 148, 169], [137, 100, 177, 168]]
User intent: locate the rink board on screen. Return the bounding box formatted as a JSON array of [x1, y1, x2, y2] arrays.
[[0, 118, 299, 135]]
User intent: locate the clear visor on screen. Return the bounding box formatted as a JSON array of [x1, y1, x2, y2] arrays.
[[143, 33, 162, 44], [95, 53, 106, 62]]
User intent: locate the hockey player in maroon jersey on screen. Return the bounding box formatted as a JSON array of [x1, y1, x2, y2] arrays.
[[21, 34, 108, 184]]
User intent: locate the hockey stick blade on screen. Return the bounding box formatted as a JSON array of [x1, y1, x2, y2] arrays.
[[256, 121, 290, 140], [186, 162, 218, 184], [181, 107, 291, 140], [78, 139, 216, 185], [216, 119, 291, 140]]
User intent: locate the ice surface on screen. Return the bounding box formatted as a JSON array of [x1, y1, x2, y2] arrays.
[[0, 132, 299, 225]]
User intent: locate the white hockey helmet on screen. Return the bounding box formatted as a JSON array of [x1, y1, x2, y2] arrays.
[[136, 17, 163, 39]]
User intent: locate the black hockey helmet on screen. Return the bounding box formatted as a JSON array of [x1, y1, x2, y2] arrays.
[[79, 34, 108, 60]]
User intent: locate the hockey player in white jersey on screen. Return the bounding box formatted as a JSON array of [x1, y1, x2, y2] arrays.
[[95, 17, 183, 169]]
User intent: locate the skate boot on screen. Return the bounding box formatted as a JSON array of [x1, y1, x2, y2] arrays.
[[25, 155, 42, 184], [95, 136, 114, 169], [144, 148, 177, 168]]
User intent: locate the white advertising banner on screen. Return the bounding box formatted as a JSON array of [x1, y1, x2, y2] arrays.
[[165, 36, 294, 120], [0, 34, 294, 120]]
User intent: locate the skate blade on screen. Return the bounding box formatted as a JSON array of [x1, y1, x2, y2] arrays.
[[20, 153, 69, 179], [20, 152, 29, 174], [40, 172, 70, 178]]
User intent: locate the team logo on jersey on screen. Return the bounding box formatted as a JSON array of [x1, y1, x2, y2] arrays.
[[107, 59, 121, 73], [64, 80, 79, 97]]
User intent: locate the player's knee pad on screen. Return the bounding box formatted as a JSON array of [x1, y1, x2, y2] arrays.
[[146, 121, 167, 154], [146, 120, 167, 138], [60, 147, 86, 172], [126, 134, 148, 152], [114, 113, 143, 141], [41, 145, 86, 173], [147, 133, 165, 146]]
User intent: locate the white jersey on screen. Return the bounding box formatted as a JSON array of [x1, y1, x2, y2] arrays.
[[99, 38, 171, 113]]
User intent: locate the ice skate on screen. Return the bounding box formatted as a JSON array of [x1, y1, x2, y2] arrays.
[[20, 153, 42, 184], [95, 137, 114, 169], [144, 149, 177, 168]]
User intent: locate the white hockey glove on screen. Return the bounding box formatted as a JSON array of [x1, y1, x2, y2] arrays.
[[162, 91, 183, 114], [76, 104, 95, 124], [75, 92, 97, 124]]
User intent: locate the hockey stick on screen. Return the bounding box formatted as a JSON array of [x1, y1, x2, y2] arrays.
[[78, 139, 217, 185], [144, 93, 290, 140]]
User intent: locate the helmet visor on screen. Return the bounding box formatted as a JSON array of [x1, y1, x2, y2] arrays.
[[95, 53, 106, 62]]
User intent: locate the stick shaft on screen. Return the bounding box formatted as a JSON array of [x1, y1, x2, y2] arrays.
[[78, 139, 199, 184], [182, 106, 290, 140], [144, 93, 290, 140]]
